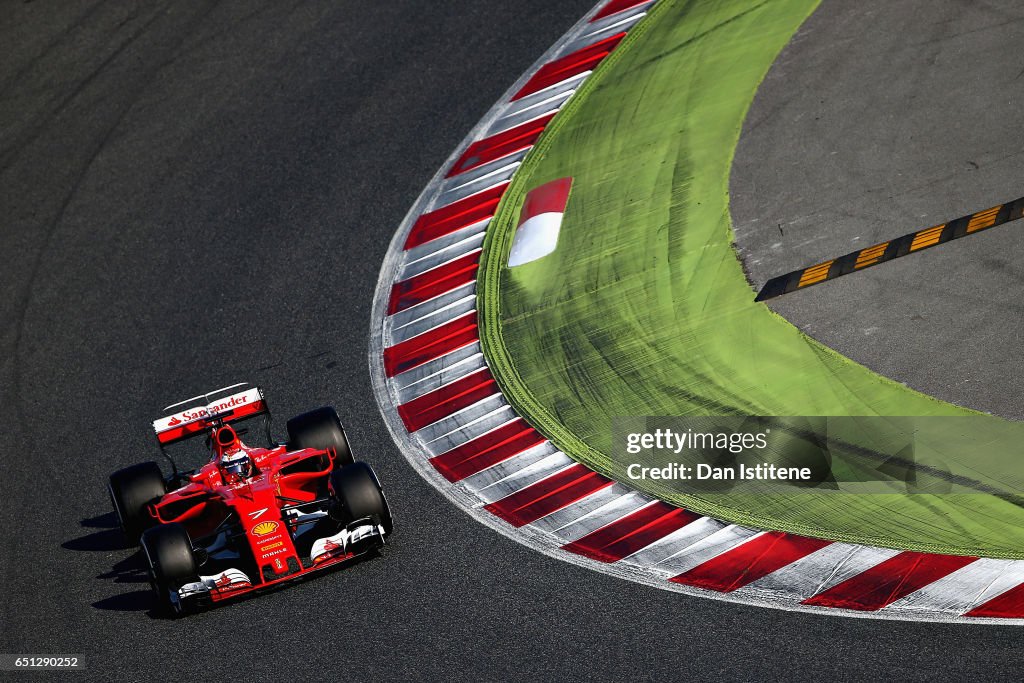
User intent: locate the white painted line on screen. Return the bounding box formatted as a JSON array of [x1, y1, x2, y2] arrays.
[[516, 70, 594, 104], [387, 282, 475, 335], [563, 11, 647, 54], [472, 450, 573, 504], [462, 442, 562, 494], [411, 395, 508, 444], [739, 543, 901, 602], [390, 342, 483, 391], [396, 351, 488, 405], [529, 483, 633, 537], [402, 220, 489, 268], [399, 237, 483, 281], [435, 156, 523, 206], [423, 411, 522, 457], [387, 291, 475, 347], [652, 525, 764, 577], [486, 80, 581, 136], [544, 491, 647, 544], [620, 516, 728, 575]]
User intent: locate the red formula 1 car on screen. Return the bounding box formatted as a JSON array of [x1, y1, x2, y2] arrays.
[[107, 384, 393, 615]]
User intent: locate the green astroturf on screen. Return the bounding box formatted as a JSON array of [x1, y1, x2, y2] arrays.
[[477, 0, 1024, 557]]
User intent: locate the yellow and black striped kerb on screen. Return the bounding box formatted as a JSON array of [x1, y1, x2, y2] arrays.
[[755, 196, 1024, 302]]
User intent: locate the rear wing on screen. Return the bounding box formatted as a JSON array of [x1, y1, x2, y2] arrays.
[[153, 383, 268, 446]]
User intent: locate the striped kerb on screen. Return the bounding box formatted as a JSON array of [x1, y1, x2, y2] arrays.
[[670, 532, 832, 592], [430, 418, 546, 482], [448, 113, 556, 177], [383, 311, 478, 378], [388, 251, 480, 315], [592, 0, 651, 22], [485, 464, 614, 527], [802, 552, 978, 611], [374, 0, 1024, 623], [397, 368, 498, 432], [404, 183, 509, 249], [512, 33, 626, 101], [563, 501, 699, 563]]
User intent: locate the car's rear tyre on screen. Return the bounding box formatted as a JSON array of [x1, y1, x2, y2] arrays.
[[287, 407, 353, 466], [141, 523, 199, 615], [108, 461, 166, 545], [330, 462, 393, 536]]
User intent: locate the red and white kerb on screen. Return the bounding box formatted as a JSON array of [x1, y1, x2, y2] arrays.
[[507, 177, 573, 267]]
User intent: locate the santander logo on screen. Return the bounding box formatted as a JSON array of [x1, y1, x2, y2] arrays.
[[177, 394, 249, 423], [155, 388, 260, 438]]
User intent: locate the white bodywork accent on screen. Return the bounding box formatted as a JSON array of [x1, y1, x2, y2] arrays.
[[310, 522, 386, 563], [178, 568, 252, 600]]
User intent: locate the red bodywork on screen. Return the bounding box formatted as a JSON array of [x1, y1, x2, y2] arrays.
[[148, 441, 356, 603]]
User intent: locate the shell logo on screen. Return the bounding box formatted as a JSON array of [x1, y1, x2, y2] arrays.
[[251, 521, 279, 537]]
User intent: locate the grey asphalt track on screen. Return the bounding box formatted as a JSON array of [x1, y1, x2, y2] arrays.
[[0, 1, 1020, 681], [732, 0, 1024, 421]]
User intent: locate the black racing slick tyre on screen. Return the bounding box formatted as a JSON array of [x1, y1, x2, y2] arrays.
[[287, 407, 353, 466], [141, 523, 199, 615], [108, 461, 166, 545], [330, 462, 393, 536]]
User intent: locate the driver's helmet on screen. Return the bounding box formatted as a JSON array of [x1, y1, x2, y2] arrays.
[[220, 451, 253, 483], [214, 425, 253, 483]]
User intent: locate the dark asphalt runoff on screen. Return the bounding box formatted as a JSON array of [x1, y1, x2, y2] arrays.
[[732, 0, 1024, 421], [0, 2, 1019, 681]]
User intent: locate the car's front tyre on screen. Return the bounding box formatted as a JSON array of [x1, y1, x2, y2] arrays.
[[141, 523, 200, 615], [330, 461, 393, 537], [108, 461, 165, 545]]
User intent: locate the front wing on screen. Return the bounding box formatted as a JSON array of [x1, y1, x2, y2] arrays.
[[175, 518, 386, 610]]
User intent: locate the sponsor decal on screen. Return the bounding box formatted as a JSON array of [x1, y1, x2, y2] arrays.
[[251, 521, 279, 537], [178, 393, 248, 422], [153, 388, 263, 435], [248, 507, 269, 520], [260, 541, 284, 552]]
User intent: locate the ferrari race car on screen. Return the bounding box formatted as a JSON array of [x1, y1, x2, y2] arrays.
[[107, 384, 393, 615]]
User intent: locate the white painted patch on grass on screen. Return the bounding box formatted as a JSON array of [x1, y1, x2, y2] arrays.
[[507, 176, 573, 267]]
